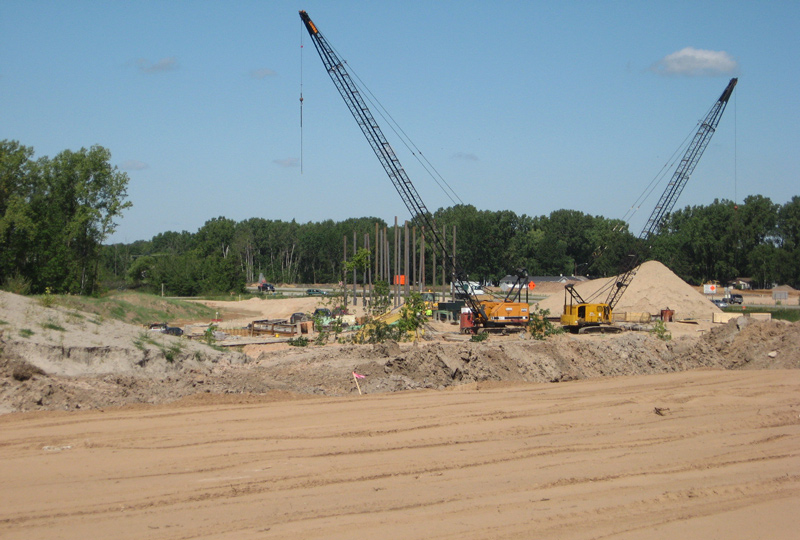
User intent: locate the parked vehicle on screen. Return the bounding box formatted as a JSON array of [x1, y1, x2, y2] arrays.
[[147, 322, 183, 336], [290, 312, 308, 324], [306, 288, 327, 296]]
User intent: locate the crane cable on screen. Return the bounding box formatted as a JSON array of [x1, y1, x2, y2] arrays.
[[734, 89, 738, 206], [582, 100, 720, 304], [323, 37, 464, 207], [299, 21, 304, 174]]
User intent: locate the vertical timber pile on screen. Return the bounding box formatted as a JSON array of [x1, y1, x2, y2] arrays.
[[343, 235, 347, 304], [353, 231, 357, 306], [420, 227, 426, 291], [394, 217, 399, 307], [364, 232, 370, 307], [374, 223, 379, 287], [404, 222, 410, 298], [413, 227, 417, 293]]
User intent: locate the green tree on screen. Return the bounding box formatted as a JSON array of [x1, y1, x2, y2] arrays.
[[0, 141, 37, 287], [1, 142, 131, 294]]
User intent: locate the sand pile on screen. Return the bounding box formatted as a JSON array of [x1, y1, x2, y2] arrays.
[[535, 260, 720, 320]]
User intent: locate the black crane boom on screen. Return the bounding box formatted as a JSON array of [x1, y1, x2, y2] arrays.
[[603, 77, 738, 310], [299, 11, 488, 321]]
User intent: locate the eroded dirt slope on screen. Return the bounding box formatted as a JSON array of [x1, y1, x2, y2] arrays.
[[3, 283, 799, 413]]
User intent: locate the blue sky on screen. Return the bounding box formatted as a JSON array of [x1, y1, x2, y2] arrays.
[[2, 1, 798, 243]]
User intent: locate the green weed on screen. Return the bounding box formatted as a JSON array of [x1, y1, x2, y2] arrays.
[[470, 332, 489, 342], [163, 341, 183, 363], [650, 320, 672, 341], [288, 336, 309, 347], [40, 321, 66, 332]]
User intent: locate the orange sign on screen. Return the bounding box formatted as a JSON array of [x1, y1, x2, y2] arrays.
[[528, 281, 536, 290]]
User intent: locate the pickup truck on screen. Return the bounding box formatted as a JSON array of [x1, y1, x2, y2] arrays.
[[728, 294, 743, 304]]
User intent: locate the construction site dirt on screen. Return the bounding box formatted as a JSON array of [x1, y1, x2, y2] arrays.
[[1, 264, 799, 538]]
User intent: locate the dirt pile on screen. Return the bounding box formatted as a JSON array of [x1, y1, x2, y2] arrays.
[[535, 260, 720, 320], [250, 319, 800, 394], [0, 291, 249, 413]]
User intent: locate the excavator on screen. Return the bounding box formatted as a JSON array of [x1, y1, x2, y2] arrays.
[[299, 10, 528, 333], [561, 77, 738, 333]]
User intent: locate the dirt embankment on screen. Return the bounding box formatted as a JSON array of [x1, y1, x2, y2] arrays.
[[2, 280, 799, 413]]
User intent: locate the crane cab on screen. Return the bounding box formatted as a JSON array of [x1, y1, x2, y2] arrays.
[[560, 302, 613, 332]]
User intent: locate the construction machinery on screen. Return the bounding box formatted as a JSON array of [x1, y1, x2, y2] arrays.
[[561, 77, 738, 332], [299, 10, 528, 333]]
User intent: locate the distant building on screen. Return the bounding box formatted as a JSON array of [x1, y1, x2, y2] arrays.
[[728, 277, 753, 290]]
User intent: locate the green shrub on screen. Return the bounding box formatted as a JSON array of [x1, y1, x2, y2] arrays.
[[527, 305, 563, 340], [650, 320, 672, 341], [288, 336, 309, 347], [470, 331, 489, 342]]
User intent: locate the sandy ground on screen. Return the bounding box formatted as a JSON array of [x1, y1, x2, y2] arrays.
[[1, 369, 798, 540], [197, 295, 370, 330], [2, 277, 800, 539]]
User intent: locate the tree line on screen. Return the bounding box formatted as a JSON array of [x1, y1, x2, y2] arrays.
[[103, 196, 799, 296], [3, 141, 797, 296]]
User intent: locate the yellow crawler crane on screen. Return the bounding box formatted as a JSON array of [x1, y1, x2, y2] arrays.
[[561, 78, 738, 333]]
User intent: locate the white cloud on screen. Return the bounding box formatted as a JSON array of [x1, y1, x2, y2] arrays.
[[136, 57, 179, 74], [273, 158, 299, 168], [120, 160, 149, 171], [452, 152, 479, 161], [652, 47, 737, 76], [251, 68, 277, 79]]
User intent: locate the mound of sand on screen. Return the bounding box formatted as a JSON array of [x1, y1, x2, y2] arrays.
[[536, 260, 720, 320], [0, 291, 246, 378]]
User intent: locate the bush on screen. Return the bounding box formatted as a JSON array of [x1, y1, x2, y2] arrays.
[[527, 305, 563, 340], [288, 336, 309, 347], [650, 320, 672, 341], [470, 331, 489, 342]]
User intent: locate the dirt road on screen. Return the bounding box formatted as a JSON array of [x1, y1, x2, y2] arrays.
[[2, 369, 798, 540]]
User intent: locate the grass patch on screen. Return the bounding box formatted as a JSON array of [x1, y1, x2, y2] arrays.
[[19, 328, 34, 338], [722, 306, 800, 322], [163, 341, 184, 363], [133, 331, 185, 362], [52, 291, 216, 325], [0, 319, 8, 325], [133, 331, 159, 350], [40, 321, 66, 332]]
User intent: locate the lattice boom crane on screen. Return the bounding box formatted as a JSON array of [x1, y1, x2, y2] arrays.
[[563, 77, 738, 332], [299, 10, 530, 331]]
